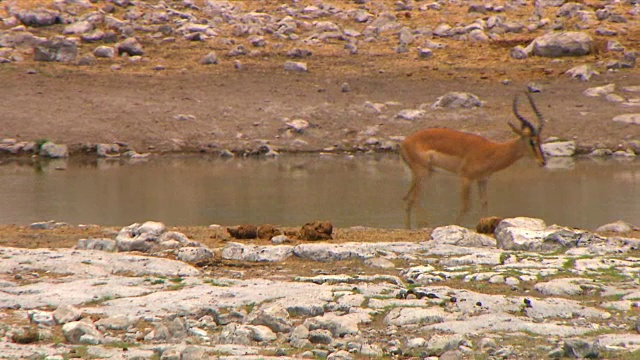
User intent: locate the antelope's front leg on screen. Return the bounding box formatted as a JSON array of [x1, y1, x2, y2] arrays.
[[477, 179, 489, 214], [455, 177, 473, 224]]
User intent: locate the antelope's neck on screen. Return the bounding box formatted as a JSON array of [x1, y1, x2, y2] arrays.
[[490, 138, 527, 171]]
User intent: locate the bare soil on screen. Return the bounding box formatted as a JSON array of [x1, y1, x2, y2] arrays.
[[1, 60, 639, 155]]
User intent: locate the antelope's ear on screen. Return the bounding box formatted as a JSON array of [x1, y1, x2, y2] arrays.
[[508, 122, 522, 135]]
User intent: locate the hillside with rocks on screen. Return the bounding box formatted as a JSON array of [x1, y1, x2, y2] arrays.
[[0, 0, 639, 155]]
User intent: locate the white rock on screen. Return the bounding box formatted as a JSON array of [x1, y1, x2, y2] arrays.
[[95, 314, 134, 331], [496, 217, 547, 231], [29, 310, 55, 326], [53, 304, 82, 324], [432, 92, 482, 108], [407, 337, 427, 348], [534, 278, 585, 296], [541, 140, 576, 157], [289, 324, 309, 342], [442, 252, 503, 266], [285, 119, 310, 133], [76, 238, 116, 252], [219, 323, 254, 345], [246, 325, 277, 342], [62, 321, 103, 344], [303, 313, 367, 337], [595, 220, 636, 233], [613, 114, 640, 125], [248, 304, 292, 333], [363, 101, 386, 114], [384, 307, 447, 326], [565, 64, 599, 81], [284, 61, 307, 72], [605, 93, 626, 102], [396, 109, 425, 120], [583, 83, 615, 97], [337, 294, 366, 307], [495, 217, 550, 251], [222, 242, 294, 262], [176, 246, 213, 263], [39, 142, 68, 158], [426, 334, 467, 354], [530, 31, 592, 57], [431, 225, 497, 247], [137, 221, 166, 236]]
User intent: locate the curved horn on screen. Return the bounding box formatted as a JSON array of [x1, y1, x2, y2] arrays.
[[512, 94, 536, 133], [525, 92, 546, 133]]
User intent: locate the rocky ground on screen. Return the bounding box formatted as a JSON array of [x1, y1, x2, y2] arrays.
[[1, 0, 640, 359], [1, 219, 640, 360]]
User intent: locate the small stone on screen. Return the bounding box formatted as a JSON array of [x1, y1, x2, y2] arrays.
[[417, 47, 433, 59], [200, 51, 218, 65], [284, 61, 307, 72], [116, 37, 143, 56]]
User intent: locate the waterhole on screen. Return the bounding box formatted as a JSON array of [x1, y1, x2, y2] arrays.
[[0, 154, 638, 230]]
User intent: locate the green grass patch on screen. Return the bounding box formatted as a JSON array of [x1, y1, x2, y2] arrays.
[[204, 278, 232, 287], [562, 257, 576, 270], [83, 295, 113, 306], [104, 341, 137, 350]]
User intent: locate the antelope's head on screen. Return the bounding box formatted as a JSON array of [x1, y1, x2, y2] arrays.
[[509, 92, 546, 167]]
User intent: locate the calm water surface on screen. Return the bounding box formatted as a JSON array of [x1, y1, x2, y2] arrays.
[[0, 154, 638, 229]]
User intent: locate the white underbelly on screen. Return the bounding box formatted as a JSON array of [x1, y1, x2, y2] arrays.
[[423, 151, 463, 174]]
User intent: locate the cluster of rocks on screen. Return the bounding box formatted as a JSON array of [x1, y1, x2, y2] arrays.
[[227, 221, 333, 242], [0, 0, 637, 73], [1, 216, 640, 359], [0, 138, 150, 159]]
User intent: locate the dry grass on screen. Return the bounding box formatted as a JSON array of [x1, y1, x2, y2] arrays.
[[0, 224, 117, 248]]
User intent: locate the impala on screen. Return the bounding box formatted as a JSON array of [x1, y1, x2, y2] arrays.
[[400, 92, 547, 227]]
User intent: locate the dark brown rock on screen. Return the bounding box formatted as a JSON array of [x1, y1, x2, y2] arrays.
[[257, 224, 282, 239], [299, 221, 333, 241], [227, 224, 257, 239], [476, 216, 504, 234]]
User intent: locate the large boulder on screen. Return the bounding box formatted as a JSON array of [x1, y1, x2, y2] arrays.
[[15, 9, 61, 27], [528, 32, 592, 57], [116, 37, 144, 56], [39, 141, 69, 158], [34, 37, 78, 62]]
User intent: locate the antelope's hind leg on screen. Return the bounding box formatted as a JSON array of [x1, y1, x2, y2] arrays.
[[455, 177, 473, 225]]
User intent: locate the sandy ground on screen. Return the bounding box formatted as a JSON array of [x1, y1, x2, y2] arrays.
[[1, 63, 639, 155]]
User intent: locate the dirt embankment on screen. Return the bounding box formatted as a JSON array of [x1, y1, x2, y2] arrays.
[[0, 0, 638, 156]]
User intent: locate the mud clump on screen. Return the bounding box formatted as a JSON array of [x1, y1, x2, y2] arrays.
[[227, 224, 258, 239], [476, 216, 504, 234], [299, 221, 333, 240], [257, 224, 283, 239]]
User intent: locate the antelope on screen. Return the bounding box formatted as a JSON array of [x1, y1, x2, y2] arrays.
[[400, 92, 547, 228]]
